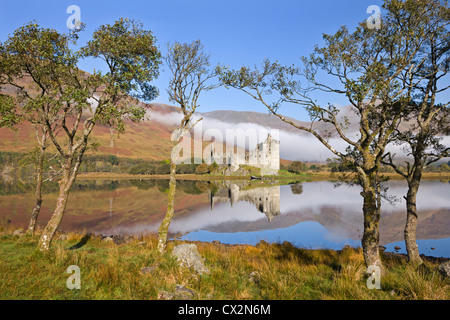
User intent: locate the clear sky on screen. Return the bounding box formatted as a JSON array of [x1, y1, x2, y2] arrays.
[[0, 0, 416, 121]]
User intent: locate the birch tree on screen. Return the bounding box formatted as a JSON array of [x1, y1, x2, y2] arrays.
[[382, 0, 449, 266], [157, 40, 219, 253], [218, 0, 435, 271], [0, 23, 79, 235], [1, 19, 161, 250]]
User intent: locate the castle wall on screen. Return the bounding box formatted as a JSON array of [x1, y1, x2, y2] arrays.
[[209, 133, 280, 175], [244, 134, 279, 175]]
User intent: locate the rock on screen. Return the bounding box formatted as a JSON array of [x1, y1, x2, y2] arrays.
[[157, 291, 174, 300], [175, 285, 196, 300], [13, 229, 24, 236], [172, 244, 210, 275], [249, 271, 261, 284], [394, 246, 401, 251], [157, 285, 197, 300], [379, 246, 386, 252], [101, 234, 133, 245], [112, 235, 132, 245], [112, 235, 124, 245], [58, 234, 68, 241], [212, 240, 221, 244], [438, 261, 450, 278], [102, 236, 113, 242], [140, 263, 159, 275]]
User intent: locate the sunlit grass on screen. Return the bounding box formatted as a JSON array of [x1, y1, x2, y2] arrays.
[[0, 229, 448, 300]]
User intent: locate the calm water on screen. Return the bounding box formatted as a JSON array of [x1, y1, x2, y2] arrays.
[[1, 178, 449, 258]]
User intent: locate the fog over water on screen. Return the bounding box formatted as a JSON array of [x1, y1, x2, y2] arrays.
[[95, 179, 450, 258]]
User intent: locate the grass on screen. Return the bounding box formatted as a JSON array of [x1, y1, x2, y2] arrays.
[[0, 228, 448, 300], [76, 170, 450, 182], [76, 172, 308, 181]]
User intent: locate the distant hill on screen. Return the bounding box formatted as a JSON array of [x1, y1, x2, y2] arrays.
[[1, 74, 305, 161], [0, 100, 250, 161], [0, 106, 177, 161], [1, 74, 428, 163]]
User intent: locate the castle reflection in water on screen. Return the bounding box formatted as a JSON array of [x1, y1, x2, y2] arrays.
[[210, 182, 281, 221]]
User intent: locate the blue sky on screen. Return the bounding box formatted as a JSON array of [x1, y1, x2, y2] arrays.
[[0, 0, 396, 121]]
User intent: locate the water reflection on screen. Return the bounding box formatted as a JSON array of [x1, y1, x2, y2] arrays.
[[0, 178, 449, 257], [210, 181, 281, 221], [176, 180, 450, 258]]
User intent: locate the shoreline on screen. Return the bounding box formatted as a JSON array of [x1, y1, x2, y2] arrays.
[[4, 227, 449, 263], [4, 226, 450, 263], [76, 172, 309, 181], [76, 171, 450, 181]]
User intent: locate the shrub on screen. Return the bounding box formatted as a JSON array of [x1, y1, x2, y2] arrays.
[[176, 164, 196, 174], [209, 161, 220, 174], [288, 161, 306, 174], [129, 163, 156, 175], [195, 163, 210, 174], [107, 155, 119, 165], [155, 163, 171, 174]]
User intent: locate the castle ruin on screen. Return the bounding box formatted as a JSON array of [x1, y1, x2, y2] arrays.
[[208, 133, 280, 175]]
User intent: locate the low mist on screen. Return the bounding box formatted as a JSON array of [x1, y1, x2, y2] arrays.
[[145, 108, 449, 164]]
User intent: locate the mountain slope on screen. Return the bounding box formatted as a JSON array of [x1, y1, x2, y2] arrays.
[[0, 108, 177, 161]]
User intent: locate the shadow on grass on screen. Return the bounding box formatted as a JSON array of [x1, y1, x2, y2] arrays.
[[68, 233, 92, 250], [269, 241, 352, 272]]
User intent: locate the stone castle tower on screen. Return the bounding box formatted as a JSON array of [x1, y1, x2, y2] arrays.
[[209, 133, 280, 175], [246, 133, 280, 175]]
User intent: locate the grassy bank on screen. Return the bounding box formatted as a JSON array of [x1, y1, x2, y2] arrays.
[[76, 171, 450, 181], [76, 172, 310, 181], [0, 228, 448, 300]]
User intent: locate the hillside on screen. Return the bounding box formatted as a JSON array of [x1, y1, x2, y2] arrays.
[[0, 108, 176, 161], [1, 77, 430, 164], [0, 92, 295, 162], [0, 71, 358, 163]]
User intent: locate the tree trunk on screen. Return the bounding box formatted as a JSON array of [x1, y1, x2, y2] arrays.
[[157, 161, 177, 253], [27, 146, 45, 235], [360, 176, 384, 273], [109, 126, 115, 147], [38, 152, 81, 251], [404, 177, 423, 266]]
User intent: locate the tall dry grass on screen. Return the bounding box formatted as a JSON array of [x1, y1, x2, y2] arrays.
[[0, 229, 448, 300]]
